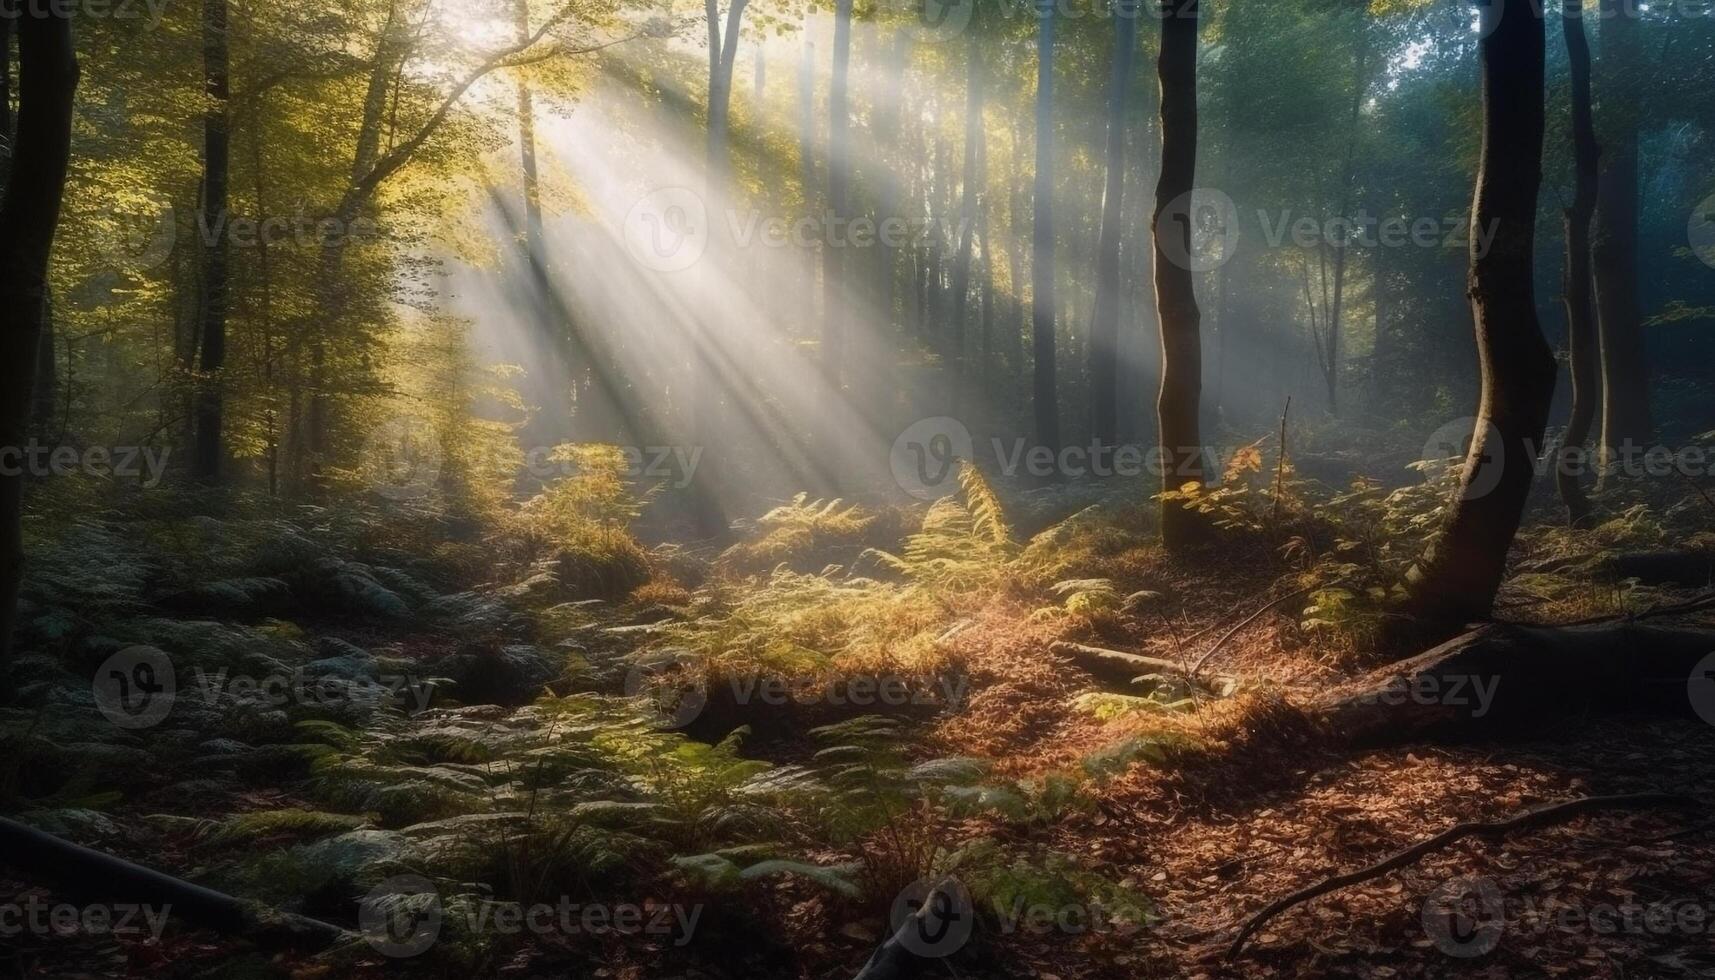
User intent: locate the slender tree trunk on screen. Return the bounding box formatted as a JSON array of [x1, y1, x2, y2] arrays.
[[797, 38, 817, 336], [948, 33, 985, 410], [30, 288, 55, 444], [1154, 0, 1207, 549], [1031, 0, 1060, 457], [1557, 0, 1601, 527], [0, 7, 79, 698], [1, 14, 12, 168], [1398, 0, 1555, 632], [823, 0, 852, 388], [1591, 0, 1652, 464], [1088, 0, 1138, 449], [875, 32, 909, 335], [1322, 27, 1372, 419], [516, 0, 545, 260], [192, 0, 232, 484]]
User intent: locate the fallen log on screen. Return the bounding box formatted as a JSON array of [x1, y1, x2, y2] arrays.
[[1049, 641, 1234, 692], [1319, 622, 1715, 744], [1227, 792, 1696, 960], [0, 817, 351, 950], [1591, 550, 1715, 587]]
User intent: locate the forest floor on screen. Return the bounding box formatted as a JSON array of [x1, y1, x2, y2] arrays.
[[3, 457, 1714, 980]]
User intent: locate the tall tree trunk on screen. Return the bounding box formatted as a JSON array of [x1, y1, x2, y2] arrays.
[[0, 8, 79, 698], [1, 14, 12, 166], [1031, 0, 1060, 457], [797, 38, 817, 334], [875, 32, 909, 336], [516, 0, 545, 261], [823, 0, 852, 389], [1322, 25, 1372, 419], [1591, 0, 1652, 464], [31, 288, 56, 443], [1154, 0, 1207, 549], [1398, 0, 1555, 632], [1557, 0, 1601, 528], [948, 33, 985, 410], [193, 0, 232, 484], [692, 0, 746, 536], [1088, 0, 1138, 449]]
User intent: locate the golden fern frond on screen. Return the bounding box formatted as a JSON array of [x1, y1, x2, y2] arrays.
[[957, 462, 1013, 546]]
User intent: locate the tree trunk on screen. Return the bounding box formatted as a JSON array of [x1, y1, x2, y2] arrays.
[[823, 0, 852, 388], [1030, 1, 1060, 457], [0, 8, 79, 698], [1397, 0, 1556, 631], [1089, 0, 1138, 449], [1154, 0, 1207, 549], [947, 33, 984, 410], [875, 32, 909, 335], [1591, 0, 1652, 464], [192, 0, 232, 484], [797, 38, 817, 334], [30, 288, 56, 444], [1557, 0, 1601, 528]]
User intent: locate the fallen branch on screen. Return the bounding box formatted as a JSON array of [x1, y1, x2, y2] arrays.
[[1226, 793, 1696, 960], [0, 817, 351, 950], [1189, 579, 1341, 677], [1049, 641, 1234, 691]]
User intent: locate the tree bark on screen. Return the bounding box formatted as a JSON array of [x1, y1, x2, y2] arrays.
[[1154, 0, 1208, 549], [192, 0, 232, 484], [823, 0, 852, 388], [0, 6, 79, 699], [1030, 1, 1060, 457], [1557, 0, 1601, 528], [1397, 0, 1556, 630], [947, 32, 985, 410], [1591, 0, 1652, 465], [1322, 622, 1715, 744], [798, 38, 817, 333], [1089, 0, 1138, 449]]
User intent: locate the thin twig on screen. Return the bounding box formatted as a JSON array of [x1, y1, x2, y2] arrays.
[[1189, 578, 1344, 678], [1226, 792, 1696, 960]]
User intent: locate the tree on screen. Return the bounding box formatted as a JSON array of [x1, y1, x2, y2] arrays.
[[192, 0, 233, 483], [948, 31, 986, 407], [1556, 0, 1601, 527], [1030, 0, 1060, 458], [1088, 0, 1139, 448], [1591, 0, 1652, 464], [1398, 0, 1556, 630], [1153, 0, 1207, 549], [823, 0, 852, 391], [0, 6, 80, 697]]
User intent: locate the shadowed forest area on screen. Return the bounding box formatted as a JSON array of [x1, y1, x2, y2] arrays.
[[2, 0, 1715, 976]]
